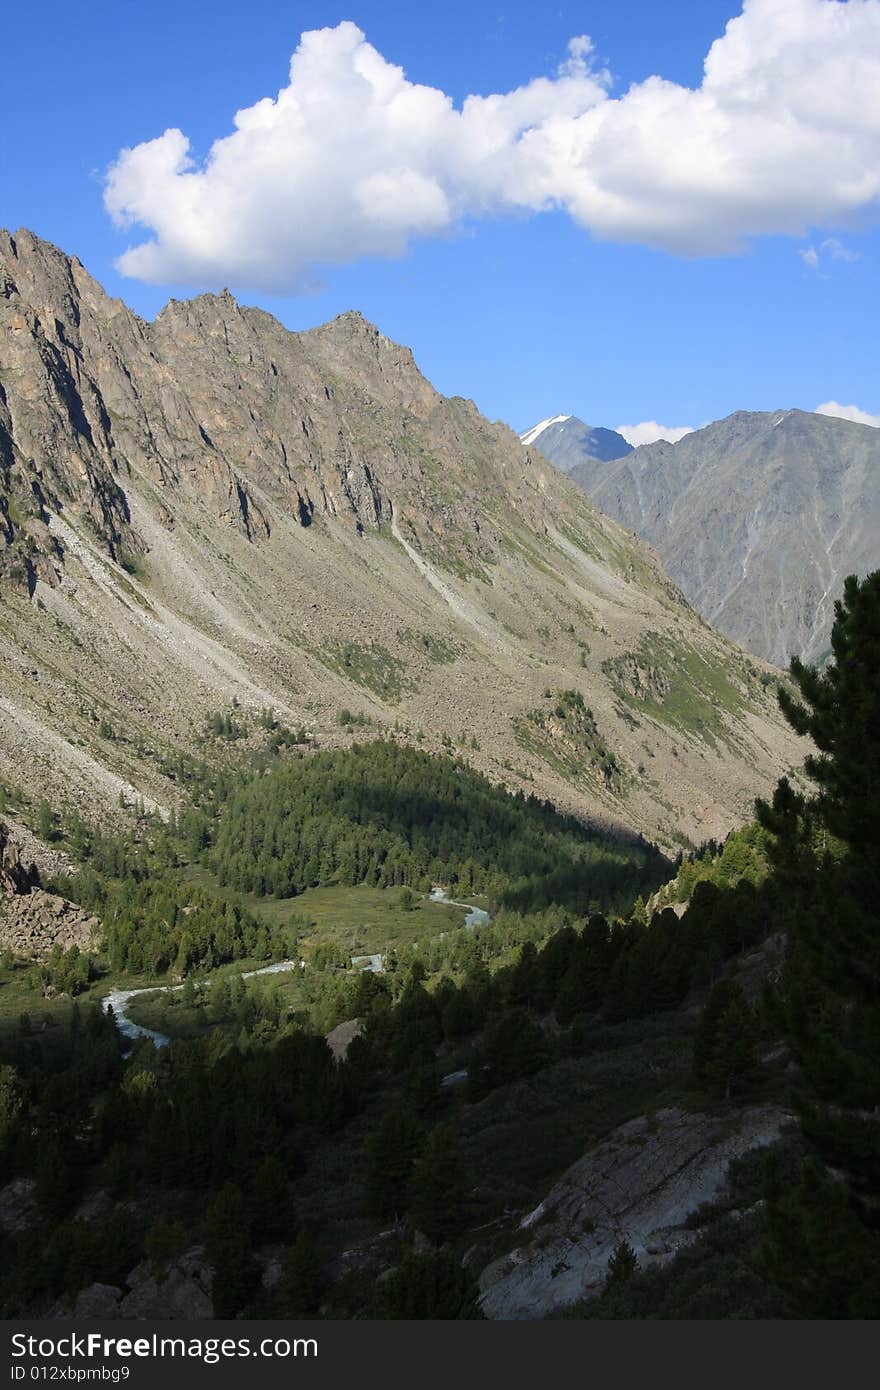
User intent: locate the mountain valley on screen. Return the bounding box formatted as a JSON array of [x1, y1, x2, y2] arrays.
[[0, 230, 803, 853], [1, 229, 875, 1327]]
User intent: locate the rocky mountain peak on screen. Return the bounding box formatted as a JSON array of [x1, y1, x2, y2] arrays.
[[521, 415, 633, 473], [300, 308, 430, 414]]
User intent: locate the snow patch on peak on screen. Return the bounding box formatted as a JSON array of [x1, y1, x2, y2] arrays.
[[520, 415, 571, 448]]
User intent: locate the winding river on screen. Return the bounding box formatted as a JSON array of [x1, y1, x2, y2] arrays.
[[429, 885, 491, 929], [102, 960, 299, 1050], [104, 889, 491, 1049]]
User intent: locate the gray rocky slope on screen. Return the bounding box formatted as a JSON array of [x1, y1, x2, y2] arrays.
[[0, 230, 803, 850], [478, 1103, 793, 1318], [561, 409, 880, 666]]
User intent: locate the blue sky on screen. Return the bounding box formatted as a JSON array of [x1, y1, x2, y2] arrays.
[[2, 0, 878, 438]]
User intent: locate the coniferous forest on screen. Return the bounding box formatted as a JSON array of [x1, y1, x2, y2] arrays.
[[1, 576, 878, 1319]]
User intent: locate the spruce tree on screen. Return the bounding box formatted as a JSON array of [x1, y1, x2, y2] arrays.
[[773, 571, 880, 861], [408, 1124, 468, 1245], [279, 1232, 324, 1316], [373, 1250, 484, 1318], [605, 1239, 639, 1289], [707, 990, 761, 1100], [693, 979, 760, 1098], [206, 1183, 257, 1318], [365, 1111, 423, 1222], [756, 570, 880, 1316]]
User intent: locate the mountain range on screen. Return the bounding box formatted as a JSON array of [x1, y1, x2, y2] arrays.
[[525, 408, 880, 667], [0, 229, 802, 852], [2, 230, 872, 1329]]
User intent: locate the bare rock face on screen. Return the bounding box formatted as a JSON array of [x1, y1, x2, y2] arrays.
[[479, 1104, 793, 1319], [324, 1227, 400, 1286], [0, 820, 76, 882], [0, 227, 542, 591], [0, 232, 446, 557], [0, 821, 38, 895], [0, 231, 136, 589]]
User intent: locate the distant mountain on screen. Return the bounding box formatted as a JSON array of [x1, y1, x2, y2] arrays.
[[0, 230, 801, 852], [520, 416, 632, 471], [567, 409, 880, 667]]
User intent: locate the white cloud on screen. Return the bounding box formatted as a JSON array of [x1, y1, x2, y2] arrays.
[[616, 422, 695, 448], [822, 238, 860, 262], [815, 400, 880, 426], [106, 2, 880, 292], [800, 236, 860, 270]]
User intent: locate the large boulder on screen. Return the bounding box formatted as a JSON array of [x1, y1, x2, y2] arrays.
[[72, 1284, 124, 1319], [119, 1248, 214, 1320], [0, 1177, 37, 1235]]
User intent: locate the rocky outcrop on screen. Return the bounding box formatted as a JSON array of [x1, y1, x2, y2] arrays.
[[118, 1249, 214, 1319], [0, 1177, 37, 1235], [53, 1249, 214, 1321], [0, 819, 98, 955], [70, 1284, 126, 1319], [0, 232, 433, 553], [0, 819, 77, 882], [478, 1103, 793, 1319], [0, 888, 99, 957], [325, 1017, 363, 1061], [0, 821, 38, 894], [0, 231, 139, 580]]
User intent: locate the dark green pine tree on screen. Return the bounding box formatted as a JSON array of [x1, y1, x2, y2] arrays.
[[365, 1111, 423, 1222], [761, 1153, 880, 1318], [774, 571, 880, 861], [206, 1183, 258, 1318], [756, 570, 880, 1317], [605, 1239, 639, 1290], [373, 1250, 484, 1319], [279, 1231, 324, 1317], [250, 1154, 294, 1243], [707, 990, 761, 1100], [408, 1124, 468, 1245], [693, 979, 761, 1098]]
